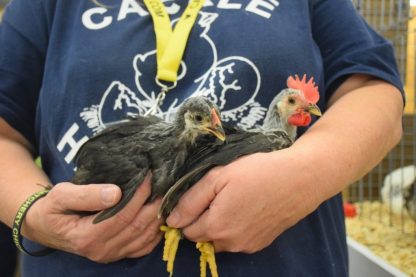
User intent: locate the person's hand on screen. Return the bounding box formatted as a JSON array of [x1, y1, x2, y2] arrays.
[[166, 151, 321, 253], [22, 173, 163, 263]]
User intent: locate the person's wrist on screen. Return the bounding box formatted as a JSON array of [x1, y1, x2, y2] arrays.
[[13, 189, 54, 256], [21, 194, 46, 241], [20, 183, 54, 240]]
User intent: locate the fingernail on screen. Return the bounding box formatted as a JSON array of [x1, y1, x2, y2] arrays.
[[167, 211, 181, 227], [101, 186, 117, 205]]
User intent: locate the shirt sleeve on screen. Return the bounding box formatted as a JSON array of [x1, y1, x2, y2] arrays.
[[311, 0, 404, 100], [0, 0, 52, 149]]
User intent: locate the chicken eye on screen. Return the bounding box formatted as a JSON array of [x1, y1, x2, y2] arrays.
[[288, 97, 296, 105], [194, 114, 203, 122]]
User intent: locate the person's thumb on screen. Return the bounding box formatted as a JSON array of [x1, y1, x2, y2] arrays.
[[49, 182, 122, 212]]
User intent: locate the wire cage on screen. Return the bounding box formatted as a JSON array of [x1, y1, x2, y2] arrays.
[[346, 0, 416, 275]]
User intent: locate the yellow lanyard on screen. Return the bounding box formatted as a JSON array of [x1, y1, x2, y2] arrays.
[[144, 0, 205, 83]]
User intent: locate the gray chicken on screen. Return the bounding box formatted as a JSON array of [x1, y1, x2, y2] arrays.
[[262, 74, 321, 140], [72, 96, 226, 224]]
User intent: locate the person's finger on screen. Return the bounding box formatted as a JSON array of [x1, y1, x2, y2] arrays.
[[130, 198, 162, 231], [180, 209, 212, 242], [166, 168, 224, 228], [106, 172, 153, 224], [113, 214, 163, 259], [128, 217, 163, 253], [126, 231, 163, 259], [108, 198, 162, 246], [48, 182, 121, 212]]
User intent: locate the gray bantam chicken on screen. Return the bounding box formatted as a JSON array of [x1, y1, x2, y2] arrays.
[[72, 96, 226, 224]]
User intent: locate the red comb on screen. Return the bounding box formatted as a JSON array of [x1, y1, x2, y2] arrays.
[[286, 74, 319, 104]]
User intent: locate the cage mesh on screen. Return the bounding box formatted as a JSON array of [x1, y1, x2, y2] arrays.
[[346, 1, 415, 275], [347, 0, 415, 234]]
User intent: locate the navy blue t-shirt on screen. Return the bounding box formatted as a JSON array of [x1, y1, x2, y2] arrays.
[[0, 0, 403, 276]]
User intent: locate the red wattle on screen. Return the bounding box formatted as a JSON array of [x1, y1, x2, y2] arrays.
[[288, 113, 311, 126]]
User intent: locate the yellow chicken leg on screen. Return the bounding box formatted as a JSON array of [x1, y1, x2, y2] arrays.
[[196, 242, 218, 277], [160, 225, 182, 277]]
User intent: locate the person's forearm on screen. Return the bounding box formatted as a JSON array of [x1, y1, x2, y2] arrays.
[[0, 121, 50, 227], [286, 77, 403, 204]]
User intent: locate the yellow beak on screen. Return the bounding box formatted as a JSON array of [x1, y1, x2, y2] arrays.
[[205, 125, 226, 142], [306, 104, 322, 117]]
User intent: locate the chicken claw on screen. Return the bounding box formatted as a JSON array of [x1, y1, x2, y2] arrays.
[[161, 225, 182, 277], [197, 242, 218, 277]]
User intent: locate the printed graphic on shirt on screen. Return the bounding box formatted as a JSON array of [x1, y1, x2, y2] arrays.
[[80, 10, 268, 134], [81, 0, 280, 31], [58, 1, 281, 165]]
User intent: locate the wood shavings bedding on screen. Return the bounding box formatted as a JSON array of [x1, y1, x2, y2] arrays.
[[345, 201, 416, 276]]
